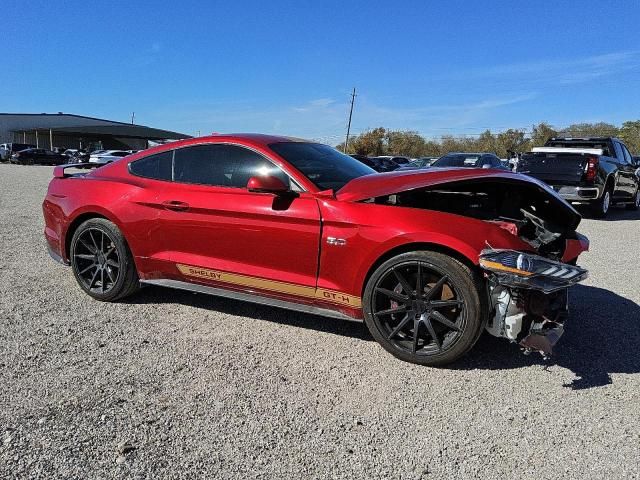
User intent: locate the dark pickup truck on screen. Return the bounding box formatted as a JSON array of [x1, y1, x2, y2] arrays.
[[517, 137, 640, 217]]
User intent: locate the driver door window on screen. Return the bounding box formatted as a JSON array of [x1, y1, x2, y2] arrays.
[[173, 144, 296, 190]]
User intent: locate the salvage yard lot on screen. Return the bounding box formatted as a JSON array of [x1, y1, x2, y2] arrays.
[[1, 163, 639, 479]]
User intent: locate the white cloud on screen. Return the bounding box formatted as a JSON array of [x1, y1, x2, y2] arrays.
[[150, 92, 538, 141], [473, 51, 640, 86]]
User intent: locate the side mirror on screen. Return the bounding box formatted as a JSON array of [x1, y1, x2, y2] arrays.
[[635, 167, 640, 178], [481, 163, 492, 169], [247, 175, 289, 194]]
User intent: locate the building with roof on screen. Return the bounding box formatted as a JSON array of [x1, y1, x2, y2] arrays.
[[0, 113, 191, 151]]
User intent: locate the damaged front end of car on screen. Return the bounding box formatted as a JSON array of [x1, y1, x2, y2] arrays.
[[354, 172, 590, 358], [479, 249, 587, 358]]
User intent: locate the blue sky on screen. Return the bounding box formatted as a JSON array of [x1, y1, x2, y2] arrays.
[[3, 0, 639, 142]]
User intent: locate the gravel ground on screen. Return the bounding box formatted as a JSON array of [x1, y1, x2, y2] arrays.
[[1, 163, 639, 479]]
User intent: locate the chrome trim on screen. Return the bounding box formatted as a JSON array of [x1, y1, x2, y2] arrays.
[[555, 185, 602, 201], [47, 244, 69, 265], [326, 237, 347, 246], [140, 279, 357, 321]]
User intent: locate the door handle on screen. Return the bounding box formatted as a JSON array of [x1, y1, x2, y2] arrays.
[[162, 200, 190, 212]]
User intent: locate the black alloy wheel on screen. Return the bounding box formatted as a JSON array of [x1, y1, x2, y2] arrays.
[[70, 218, 139, 301], [363, 251, 484, 366], [73, 228, 120, 293]]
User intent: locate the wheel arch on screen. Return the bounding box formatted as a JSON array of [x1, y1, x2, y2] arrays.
[[360, 241, 480, 298], [604, 173, 616, 192], [64, 211, 116, 261]]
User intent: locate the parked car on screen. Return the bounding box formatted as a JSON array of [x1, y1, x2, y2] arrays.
[[63, 149, 80, 158], [374, 155, 411, 165], [0, 143, 36, 161], [349, 154, 400, 173], [44, 134, 589, 366], [431, 152, 508, 170], [368, 156, 403, 172], [88, 150, 132, 164], [396, 157, 439, 171], [516, 137, 640, 217], [349, 154, 378, 170], [10, 148, 67, 165]]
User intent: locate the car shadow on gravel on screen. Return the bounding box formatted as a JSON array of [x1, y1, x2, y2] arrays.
[[126, 286, 374, 342], [128, 284, 638, 390], [455, 284, 640, 390]]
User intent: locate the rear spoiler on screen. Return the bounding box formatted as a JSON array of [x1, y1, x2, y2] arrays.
[[53, 163, 103, 178]]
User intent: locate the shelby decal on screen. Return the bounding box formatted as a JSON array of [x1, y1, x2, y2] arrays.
[[175, 264, 361, 307], [180, 266, 223, 280]]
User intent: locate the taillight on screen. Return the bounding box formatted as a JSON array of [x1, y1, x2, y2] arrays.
[[584, 156, 598, 182]]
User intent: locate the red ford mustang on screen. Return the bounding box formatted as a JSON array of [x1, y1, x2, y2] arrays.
[[43, 134, 589, 365]]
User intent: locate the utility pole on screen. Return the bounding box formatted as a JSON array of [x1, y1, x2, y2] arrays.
[[131, 112, 135, 124], [344, 87, 356, 153]]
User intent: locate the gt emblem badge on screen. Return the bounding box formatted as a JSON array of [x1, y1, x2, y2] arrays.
[[326, 237, 347, 246]]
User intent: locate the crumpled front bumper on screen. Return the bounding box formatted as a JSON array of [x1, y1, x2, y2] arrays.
[[480, 249, 588, 358]]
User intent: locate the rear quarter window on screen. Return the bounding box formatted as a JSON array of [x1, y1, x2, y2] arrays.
[[129, 151, 173, 181]]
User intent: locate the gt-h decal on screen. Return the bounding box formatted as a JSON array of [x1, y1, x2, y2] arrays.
[[176, 264, 361, 307]]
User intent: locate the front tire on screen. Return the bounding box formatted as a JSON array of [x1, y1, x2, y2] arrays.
[[70, 218, 139, 301], [363, 251, 485, 366]]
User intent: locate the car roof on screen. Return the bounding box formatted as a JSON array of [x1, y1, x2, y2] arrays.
[[444, 152, 494, 156], [122, 133, 310, 160]]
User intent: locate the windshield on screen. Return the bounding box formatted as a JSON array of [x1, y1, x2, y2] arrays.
[[268, 142, 375, 190], [432, 154, 483, 168]]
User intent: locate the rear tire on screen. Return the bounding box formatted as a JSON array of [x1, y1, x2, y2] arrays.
[[363, 251, 485, 366], [592, 187, 612, 218], [70, 218, 139, 301]]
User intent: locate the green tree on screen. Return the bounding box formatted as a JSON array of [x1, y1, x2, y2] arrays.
[[385, 130, 426, 157], [475, 130, 497, 153], [340, 127, 387, 155], [530, 122, 558, 147], [619, 120, 640, 154], [495, 129, 529, 158], [559, 122, 619, 137]]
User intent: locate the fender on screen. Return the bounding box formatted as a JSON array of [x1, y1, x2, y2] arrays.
[[61, 205, 126, 262]]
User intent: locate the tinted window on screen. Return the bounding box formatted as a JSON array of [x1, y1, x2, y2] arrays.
[[11, 143, 34, 152], [173, 144, 290, 188], [488, 155, 501, 167], [433, 154, 482, 168], [268, 142, 375, 190], [129, 151, 172, 181], [613, 142, 624, 161], [392, 157, 410, 164], [621, 145, 633, 165]]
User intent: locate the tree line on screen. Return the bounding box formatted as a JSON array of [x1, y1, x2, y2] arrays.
[[337, 121, 640, 158]]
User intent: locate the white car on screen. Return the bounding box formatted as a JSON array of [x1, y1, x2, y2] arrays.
[[88, 150, 131, 164]]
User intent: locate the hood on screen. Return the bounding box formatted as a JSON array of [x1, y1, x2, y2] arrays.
[[336, 168, 582, 229]]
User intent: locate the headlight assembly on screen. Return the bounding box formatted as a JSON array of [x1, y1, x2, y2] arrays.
[[479, 249, 587, 293]]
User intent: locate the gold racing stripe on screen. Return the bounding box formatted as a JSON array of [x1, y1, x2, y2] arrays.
[[176, 264, 362, 308]]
